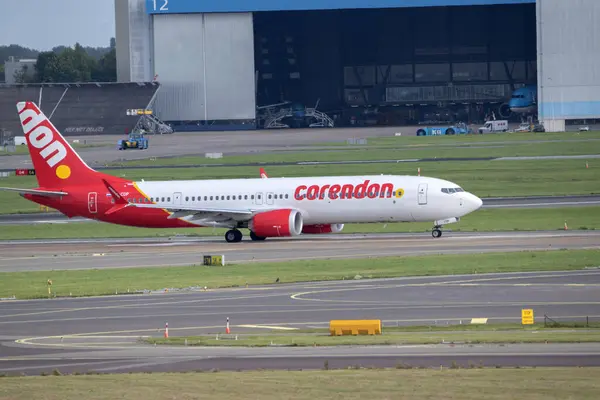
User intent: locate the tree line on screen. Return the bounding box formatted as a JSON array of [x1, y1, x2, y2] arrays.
[[1, 39, 116, 84]]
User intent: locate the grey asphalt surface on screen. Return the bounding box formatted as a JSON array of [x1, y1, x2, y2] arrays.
[[1, 127, 403, 170], [1, 269, 600, 374], [1, 195, 598, 226], [1, 230, 599, 272]]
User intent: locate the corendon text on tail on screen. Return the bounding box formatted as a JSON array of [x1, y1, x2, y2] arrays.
[[0, 101, 483, 243]]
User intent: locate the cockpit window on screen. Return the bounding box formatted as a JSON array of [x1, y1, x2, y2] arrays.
[[441, 187, 464, 194]]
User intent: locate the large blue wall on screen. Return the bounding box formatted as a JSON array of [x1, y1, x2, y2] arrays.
[[146, 0, 534, 14]]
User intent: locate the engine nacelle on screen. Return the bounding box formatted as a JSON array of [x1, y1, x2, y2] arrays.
[[302, 224, 344, 234], [249, 209, 303, 237]]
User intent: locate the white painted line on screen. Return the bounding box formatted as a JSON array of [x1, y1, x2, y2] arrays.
[[237, 324, 298, 331]]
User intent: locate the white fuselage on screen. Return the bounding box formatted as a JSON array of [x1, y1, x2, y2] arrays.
[[133, 174, 482, 227]]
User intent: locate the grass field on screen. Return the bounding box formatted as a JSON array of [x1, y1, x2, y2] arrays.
[[354, 130, 600, 146], [147, 322, 600, 347], [146, 329, 600, 347], [106, 134, 600, 167], [2, 158, 599, 214], [0, 206, 598, 240], [1, 368, 599, 400], [106, 131, 600, 167], [1, 249, 598, 299]]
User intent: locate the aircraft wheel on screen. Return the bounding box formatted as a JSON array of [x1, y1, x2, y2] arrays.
[[225, 229, 243, 243], [432, 229, 442, 238], [250, 231, 266, 241]]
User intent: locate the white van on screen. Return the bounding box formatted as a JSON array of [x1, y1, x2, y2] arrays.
[[478, 120, 508, 133]]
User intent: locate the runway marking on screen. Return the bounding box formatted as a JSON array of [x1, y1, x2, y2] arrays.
[[0, 292, 291, 319], [4, 302, 600, 326], [237, 325, 298, 331], [2, 271, 600, 321], [0, 360, 131, 371], [486, 201, 600, 208], [290, 271, 600, 302]]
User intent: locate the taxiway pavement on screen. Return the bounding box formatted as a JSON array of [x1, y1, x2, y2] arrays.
[[1, 195, 598, 226], [0, 127, 403, 170], [1, 269, 600, 374], [1, 230, 599, 272]]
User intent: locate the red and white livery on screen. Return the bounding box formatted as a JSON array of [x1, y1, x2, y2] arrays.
[[1, 101, 483, 242]]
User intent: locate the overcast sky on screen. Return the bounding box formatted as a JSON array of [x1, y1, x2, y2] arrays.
[[0, 0, 115, 50]]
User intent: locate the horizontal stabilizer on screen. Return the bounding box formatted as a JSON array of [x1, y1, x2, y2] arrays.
[[0, 187, 68, 197]]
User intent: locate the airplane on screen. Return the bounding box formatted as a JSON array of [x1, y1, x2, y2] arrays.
[[0, 101, 483, 243], [508, 84, 538, 115]]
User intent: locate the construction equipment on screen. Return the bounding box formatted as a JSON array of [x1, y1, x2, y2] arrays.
[[117, 131, 149, 150]]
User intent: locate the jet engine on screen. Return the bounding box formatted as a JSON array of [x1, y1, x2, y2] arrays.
[[302, 224, 344, 234], [249, 209, 303, 237]]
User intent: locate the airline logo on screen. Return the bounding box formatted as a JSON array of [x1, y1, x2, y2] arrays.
[[17, 102, 70, 179], [294, 179, 404, 200]]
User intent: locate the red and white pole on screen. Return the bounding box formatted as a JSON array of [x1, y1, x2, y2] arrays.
[[164, 322, 169, 338], [225, 317, 230, 334]]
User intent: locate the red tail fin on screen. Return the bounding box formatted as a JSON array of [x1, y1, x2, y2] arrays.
[[17, 101, 96, 188]]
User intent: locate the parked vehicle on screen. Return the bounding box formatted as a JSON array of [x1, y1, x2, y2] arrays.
[[416, 122, 470, 136], [478, 120, 508, 133], [117, 132, 149, 150]]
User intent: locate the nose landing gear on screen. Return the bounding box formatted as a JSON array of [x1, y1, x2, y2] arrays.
[[431, 217, 460, 239]]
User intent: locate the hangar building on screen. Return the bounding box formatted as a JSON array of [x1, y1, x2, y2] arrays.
[[114, 0, 600, 132]]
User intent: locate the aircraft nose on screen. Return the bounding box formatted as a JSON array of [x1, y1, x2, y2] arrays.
[[468, 193, 483, 211]]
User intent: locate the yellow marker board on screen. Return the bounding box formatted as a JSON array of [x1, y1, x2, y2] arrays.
[[203, 255, 224, 266], [521, 308, 534, 324]]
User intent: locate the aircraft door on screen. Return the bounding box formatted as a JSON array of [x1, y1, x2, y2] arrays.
[[88, 192, 98, 214], [255, 192, 263, 205], [417, 183, 428, 205], [173, 192, 182, 205]]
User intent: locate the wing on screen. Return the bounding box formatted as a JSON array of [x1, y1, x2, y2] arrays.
[[101, 179, 258, 226], [0, 187, 68, 197], [127, 202, 260, 227]]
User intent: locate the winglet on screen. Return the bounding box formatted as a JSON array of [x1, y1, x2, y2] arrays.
[[259, 167, 268, 179]]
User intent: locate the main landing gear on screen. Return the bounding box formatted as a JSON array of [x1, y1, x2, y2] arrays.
[[224, 229, 266, 243], [225, 229, 243, 243], [431, 217, 460, 239]]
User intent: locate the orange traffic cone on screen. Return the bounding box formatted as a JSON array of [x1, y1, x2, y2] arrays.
[[225, 317, 230, 334], [164, 322, 169, 338]]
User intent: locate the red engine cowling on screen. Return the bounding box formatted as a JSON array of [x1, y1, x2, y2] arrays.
[[249, 209, 303, 237], [302, 224, 344, 234]]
